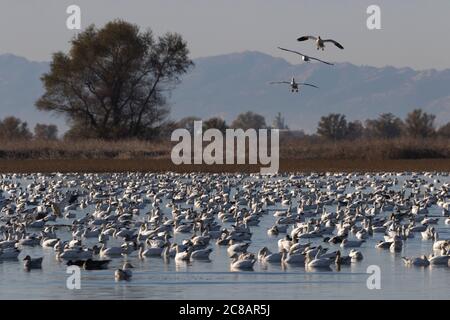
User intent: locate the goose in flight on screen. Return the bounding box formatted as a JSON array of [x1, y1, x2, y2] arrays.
[[269, 77, 318, 93], [297, 35, 344, 50], [277, 47, 333, 65]]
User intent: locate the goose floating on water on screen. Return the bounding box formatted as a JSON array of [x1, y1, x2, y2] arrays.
[[114, 262, 133, 281], [23, 255, 43, 270]]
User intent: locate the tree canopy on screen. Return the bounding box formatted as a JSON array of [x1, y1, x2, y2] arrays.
[[231, 111, 267, 130], [0, 116, 32, 140], [404, 109, 435, 138], [365, 113, 403, 139], [36, 20, 193, 140], [317, 113, 348, 140]]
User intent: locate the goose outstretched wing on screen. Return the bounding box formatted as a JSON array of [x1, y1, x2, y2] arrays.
[[277, 47, 333, 65], [323, 39, 344, 49], [269, 81, 291, 85], [299, 83, 319, 89], [297, 35, 317, 42]]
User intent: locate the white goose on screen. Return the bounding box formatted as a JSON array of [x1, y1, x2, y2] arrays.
[[100, 243, 123, 257], [138, 241, 166, 258], [257, 247, 282, 263], [191, 248, 213, 260], [340, 239, 365, 248], [230, 255, 256, 271], [402, 255, 430, 267], [349, 249, 364, 261], [428, 254, 449, 266], [432, 231, 449, 250], [297, 35, 344, 50], [227, 242, 249, 257], [0, 247, 21, 259], [281, 249, 305, 265], [277, 47, 334, 65], [175, 245, 191, 261], [305, 249, 332, 268]]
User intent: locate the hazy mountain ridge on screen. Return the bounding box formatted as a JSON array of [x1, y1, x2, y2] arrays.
[[1, 51, 450, 133]]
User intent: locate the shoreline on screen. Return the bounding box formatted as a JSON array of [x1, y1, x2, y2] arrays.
[[0, 158, 449, 173]]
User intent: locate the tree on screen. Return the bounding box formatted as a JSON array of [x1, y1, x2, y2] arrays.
[[0, 116, 32, 140], [365, 113, 403, 139], [34, 124, 58, 140], [404, 109, 435, 138], [317, 113, 348, 140], [203, 117, 228, 133], [176, 117, 201, 134], [438, 122, 450, 138], [272, 112, 289, 130], [36, 20, 193, 140], [346, 120, 364, 140], [231, 111, 267, 130]]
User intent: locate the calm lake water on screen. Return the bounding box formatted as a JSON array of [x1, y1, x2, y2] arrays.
[[0, 172, 449, 299]]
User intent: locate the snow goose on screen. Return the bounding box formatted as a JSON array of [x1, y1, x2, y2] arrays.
[[0, 247, 20, 260], [269, 78, 318, 93], [230, 254, 256, 271], [402, 255, 430, 267], [257, 247, 282, 263], [297, 35, 344, 50], [349, 249, 363, 261], [281, 249, 305, 265], [340, 239, 365, 248], [277, 47, 334, 65], [191, 248, 213, 260]]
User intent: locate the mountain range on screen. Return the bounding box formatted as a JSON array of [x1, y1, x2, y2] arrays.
[[1, 51, 450, 133]]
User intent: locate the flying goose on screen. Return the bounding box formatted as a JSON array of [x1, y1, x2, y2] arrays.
[[269, 77, 319, 93], [277, 47, 334, 65], [297, 35, 344, 50]]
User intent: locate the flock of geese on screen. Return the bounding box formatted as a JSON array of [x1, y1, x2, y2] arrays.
[[270, 35, 344, 92], [0, 172, 449, 283]]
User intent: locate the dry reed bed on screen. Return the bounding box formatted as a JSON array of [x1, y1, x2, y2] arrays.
[[0, 137, 449, 160]]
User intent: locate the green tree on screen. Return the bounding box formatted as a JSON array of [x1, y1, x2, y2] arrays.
[[231, 111, 267, 130], [36, 20, 193, 140], [404, 109, 435, 138], [0, 116, 32, 140], [317, 113, 348, 140], [34, 124, 58, 140], [365, 113, 403, 139]]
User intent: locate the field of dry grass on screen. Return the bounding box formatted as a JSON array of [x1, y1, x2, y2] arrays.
[[1, 137, 449, 160], [0, 137, 449, 172]]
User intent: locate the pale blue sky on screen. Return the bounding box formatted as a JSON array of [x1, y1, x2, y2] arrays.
[[0, 0, 449, 69]]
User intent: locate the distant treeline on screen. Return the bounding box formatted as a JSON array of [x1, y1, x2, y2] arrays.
[[1, 108, 448, 142]]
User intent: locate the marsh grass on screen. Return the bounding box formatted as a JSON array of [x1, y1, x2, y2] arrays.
[[0, 137, 448, 160]]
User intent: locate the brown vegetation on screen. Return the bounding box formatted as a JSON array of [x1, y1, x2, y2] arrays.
[[0, 136, 448, 163], [0, 158, 449, 174]]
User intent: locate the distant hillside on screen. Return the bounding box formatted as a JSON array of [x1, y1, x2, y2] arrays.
[[1, 52, 450, 133], [0, 54, 66, 131], [171, 51, 450, 132]]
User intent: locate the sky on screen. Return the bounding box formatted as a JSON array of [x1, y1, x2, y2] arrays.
[[0, 0, 449, 70]]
